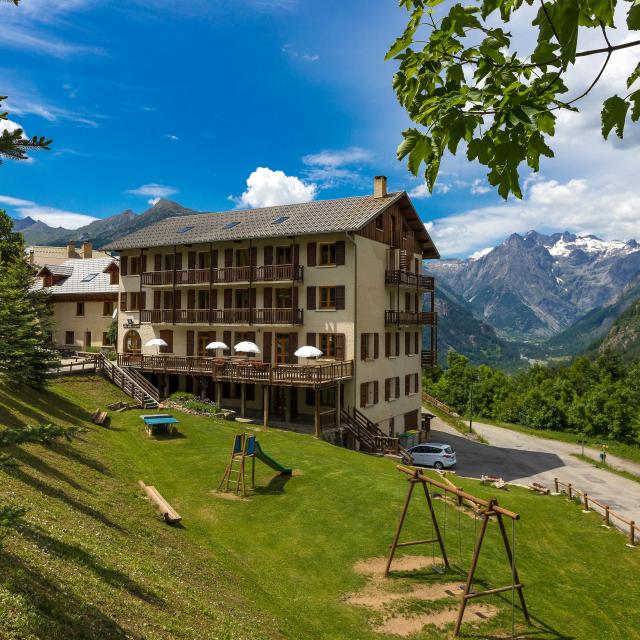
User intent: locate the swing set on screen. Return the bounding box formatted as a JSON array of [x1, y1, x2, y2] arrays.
[[385, 465, 531, 638]]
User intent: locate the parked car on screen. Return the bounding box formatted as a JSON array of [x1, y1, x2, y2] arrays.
[[407, 443, 456, 469]]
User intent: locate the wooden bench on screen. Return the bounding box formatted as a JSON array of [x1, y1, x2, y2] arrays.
[[91, 409, 109, 426], [138, 480, 182, 524]]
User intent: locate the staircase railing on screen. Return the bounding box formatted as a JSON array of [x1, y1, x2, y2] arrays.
[[422, 392, 459, 418], [119, 365, 161, 403], [94, 354, 159, 408]]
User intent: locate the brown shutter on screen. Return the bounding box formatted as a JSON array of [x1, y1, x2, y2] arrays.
[[250, 246, 257, 266], [307, 286, 316, 310], [288, 332, 298, 364], [335, 334, 345, 361], [224, 289, 233, 309], [405, 332, 411, 356], [121, 256, 128, 276], [373, 381, 379, 405], [395, 332, 400, 357], [415, 331, 420, 355], [211, 289, 218, 309], [223, 330, 232, 356], [154, 254, 162, 271], [225, 249, 233, 267], [405, 375, 410, 396], [385, 378, 390, 401], [335, 240, 346, 265], [120, 292, 127, 311], [160, 330, 173, 353], [187, 290, 196, 309], [188, 251, 196, 269], [292, 244, 299, 267], [415, 373, 419, 394], [174, 291, 181, 309], [385, 332, 391, 357], [154, 291, 161, 310], [292, 286, 298, 309], [360, 382, 367, 408], [396, 377, 401, 399], [264, 246, 273, 266], [250, 288, 257, 309], [264, 287, 273, 308], [263, 332, 272, 363], [141, 254, 147, 273], [306, 332, 316, 347], [307, 242, 316, 266], [374, 333, 379, 359], [211, 249, 218, 268], [140, 292, 146, 310], [335, 285, 345, 310], [175, 252, 182, 270], [185, 330, 194, 356], [360, 333, 367, 361]]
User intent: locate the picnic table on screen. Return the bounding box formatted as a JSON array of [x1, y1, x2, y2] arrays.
[[140, 414, 179, 436]]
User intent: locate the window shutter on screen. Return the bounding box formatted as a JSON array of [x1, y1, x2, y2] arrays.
[[385, 378, 390, 401], [186, 330, 194, 356], [395, 377, 400, 399], [395, 332, 400, 357], [154, 291, 161, 310], [188, 251, 196, 269], [306, 332, 316, 347], [187, 290, 196, 309], [120, 292, 127, 311], [335, 240, 346, 265], [160, 330, 173, 353], [374, 333, 379, 359], [140, 292, 146, 310], [307, 242, 316, 266], [264, 246, 273, 266], [263, 332, 272, 363], [141, 254, 147, 273], [292, 244, 299, 267], [264, 287, 273, 308], [385, 333, 391, 358], [405, 375, 410, 396], [174, 291, 181, 309], [415, 373, 419, 394], [223, 330, 232, 356], [154, 254, 162, 271], [307, 286, 316, 310], [225, 249, 233, 268], [415, 332, 420, 355], [373, 381, 379, 405], [292, 286, 298, 309], [405, 332, 410, 356], [335, 285, 345, 310], [250, 288, 257, 309], [121, 256, 128, 276], [175, 252, 182, 270], [335, 334, 345, 361], [211, 289, 218, 309], [360, 333, 367, 361], [224, 289, 233, 309], [288, 332, 298, 364], [211, 249, 218, 269], [360, 382, 367, 408]]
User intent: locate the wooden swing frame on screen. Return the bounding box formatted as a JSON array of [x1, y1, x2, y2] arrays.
[[385, 465, 530, 637], [217, 433, 256, 497]]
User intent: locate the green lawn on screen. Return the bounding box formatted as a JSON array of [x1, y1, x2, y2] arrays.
[[1, 375, 640, 639]]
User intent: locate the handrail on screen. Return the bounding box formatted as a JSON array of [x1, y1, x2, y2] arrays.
[[385, 270, 434, 290], [422, 392, 460, 418], [140, 308, 303, 325], [384, 310, 437, 326], [141, 264, 304, 286]]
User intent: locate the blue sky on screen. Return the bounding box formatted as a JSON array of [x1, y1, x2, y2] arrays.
[[1, 0, 639, 257]]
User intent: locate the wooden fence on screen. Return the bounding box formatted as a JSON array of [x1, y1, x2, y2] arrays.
[[422, 392, 460, 418], [554, 478, 638, 546]]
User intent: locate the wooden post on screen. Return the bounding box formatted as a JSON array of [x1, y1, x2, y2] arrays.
[[335, 383, 341, 429], [314, 389, 321, 438], [240, 383, 246, 418], [422, 482, 450, 570], [554, 478, 559, 493], [384, 476, 416, 576], [285, 387, 292, 424], [583, 494, 589, 511], [567, 483, 573, 500], [263, 385, 269, 428], [604, 506, 610, 527], [630, 522, 636, 546], [216, 381, 222, 408]]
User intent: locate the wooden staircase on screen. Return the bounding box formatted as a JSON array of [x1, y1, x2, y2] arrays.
[[422, 392, 459, 418], [94, 354, 160, 409]]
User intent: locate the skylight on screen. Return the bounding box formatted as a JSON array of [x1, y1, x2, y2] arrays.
[[81, 273, 99, 282], [177, 226, 194, 234], [272, 216, 289, 225], [223, 221, 241, 230]]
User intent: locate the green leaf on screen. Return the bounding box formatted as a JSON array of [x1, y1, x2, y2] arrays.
[[630, 90, 640, 122], [601, 95, 629, 139], [628, 1, 640, 30], [627, 62, 640, 89]]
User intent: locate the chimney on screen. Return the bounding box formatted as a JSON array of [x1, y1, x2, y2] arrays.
[[28, 249, 34, 265], [67, 242, 76, 258], [374, 175, 388, 198], [82, 242, 92, 259]]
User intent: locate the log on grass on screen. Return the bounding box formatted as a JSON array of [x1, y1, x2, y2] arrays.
[[138, 480, 182, 524]]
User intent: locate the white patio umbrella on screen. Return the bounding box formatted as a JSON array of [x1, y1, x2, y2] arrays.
[[234, 341, 261, 355], [294, 345, 323, 359], [145, 338, 168, 355], [205, 341, 228, 357]]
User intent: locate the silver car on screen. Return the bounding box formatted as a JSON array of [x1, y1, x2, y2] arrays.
[[408, 442, 457, 469]]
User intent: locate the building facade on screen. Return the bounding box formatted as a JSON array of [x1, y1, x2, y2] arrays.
[[34, 257, 120, 351], [27, 242, 110, 269], [105, 177, 439, 435]]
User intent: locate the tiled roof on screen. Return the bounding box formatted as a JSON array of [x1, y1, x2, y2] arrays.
[[26, 245, 111, 267], [33, 257, 119, 296], [104, 192, 411, 251]]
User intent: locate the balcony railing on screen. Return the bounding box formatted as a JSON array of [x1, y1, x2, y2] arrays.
[[118, 354, 353, 388], [385, 270, 434, 290], [384, 310, 437, 326], [421, 350, 438, 368], [141, 308, 303, 325], [140, 264, 303, 286]]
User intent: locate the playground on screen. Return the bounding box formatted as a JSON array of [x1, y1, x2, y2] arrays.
[[2, 375, 640, 639]]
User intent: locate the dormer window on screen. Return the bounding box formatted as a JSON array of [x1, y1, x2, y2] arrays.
[[223, 221, 241, 230]]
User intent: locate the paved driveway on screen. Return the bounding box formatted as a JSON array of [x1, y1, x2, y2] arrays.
[[430, 417, 640, 534]]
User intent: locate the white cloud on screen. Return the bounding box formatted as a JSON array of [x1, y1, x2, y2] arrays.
[[408, 183, 431, 199], [232, 167, 317, 208], [126, 183, 178, 205], [282, 44, 319, 62], [470, 179, 491, 195], [0, 194, 97, 229], [469, 247, 493, 260], [302, 146, 373, 187], [0, 22, 104, 58], [164, 134, 179, 141], [0, 119, 26, 137]]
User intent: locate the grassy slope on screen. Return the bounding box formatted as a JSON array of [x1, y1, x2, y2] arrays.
[[1, 376, 639, 639]]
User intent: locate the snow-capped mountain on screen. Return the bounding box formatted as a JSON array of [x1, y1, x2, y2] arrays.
[[427, 231, 640, 341]]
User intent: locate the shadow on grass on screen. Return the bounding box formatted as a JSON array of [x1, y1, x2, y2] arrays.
[[3, 465, 126, 532], [0, 551, 144, 640], [49, 441, 113, 476], [16, 524, 164, 606], [253, 472, 292, 495], [8, 448, 90, 492]]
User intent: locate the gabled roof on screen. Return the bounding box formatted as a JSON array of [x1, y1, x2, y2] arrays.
[[103, 192, 439, 258], [33, 257, 119, 296]]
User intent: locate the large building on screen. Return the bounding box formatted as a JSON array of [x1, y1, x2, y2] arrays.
[[104, 177, 438, 435], [27, 242, 110, 269], [34, 257, 120, 351]]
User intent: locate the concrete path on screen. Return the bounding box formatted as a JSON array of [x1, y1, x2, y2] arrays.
[[430, 417, 640, 535]]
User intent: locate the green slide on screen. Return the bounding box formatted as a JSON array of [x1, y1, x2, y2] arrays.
[[254, 441, 292, 475]]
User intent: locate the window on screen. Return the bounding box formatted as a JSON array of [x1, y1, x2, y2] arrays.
[[198, 252, 210, 269], [318, 333, 345, 360], [386, 332, 401, 358], [360, 381, 379, 408], [236, 289, 250, 309], [275, 288, 292, 308], [360, 333, 379, 360], [319, 242, 336, 266], [103, 301, 114, 316], [164, 254, 175, 271], [236, 249, 250, 267], [65, 331, 75, 345], [272, 216, 289, 225], [130, 292, 141, 311], [385, 377, 401, 401], [129, 256, 142, 275], [275, 245, 292, 265], [81, 273, 98, 282], [102, 332, 113, 346], [177, 225, 194, 234], [375, 214, 384, 231], [76, 302, 85, 316], [319, 287, 336, 309], [109, 269, 118, 285], [124, 330, 141, 353], [223, 221, 241, 230], [405, 409, 419, 430], [198, 290, 210, 309], [405, 373, 420, 396]]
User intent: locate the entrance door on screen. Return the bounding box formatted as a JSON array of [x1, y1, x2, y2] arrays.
[[275, 333, 289, 364], [84, 332, 91, 349]]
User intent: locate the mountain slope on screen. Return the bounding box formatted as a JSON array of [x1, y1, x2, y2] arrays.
[[596, 296, 640, 362]]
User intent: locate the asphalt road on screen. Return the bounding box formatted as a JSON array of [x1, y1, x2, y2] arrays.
[[430, 417, 640, 535]]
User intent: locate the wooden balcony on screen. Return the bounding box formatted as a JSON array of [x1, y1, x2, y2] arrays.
[[118, 354, 353, 388], [141, 308, 303, 325], [140, 264, 303, 287], [385, 310, 437, 326], [385, 270, 434, 290], [421, 350, 438, 368]]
